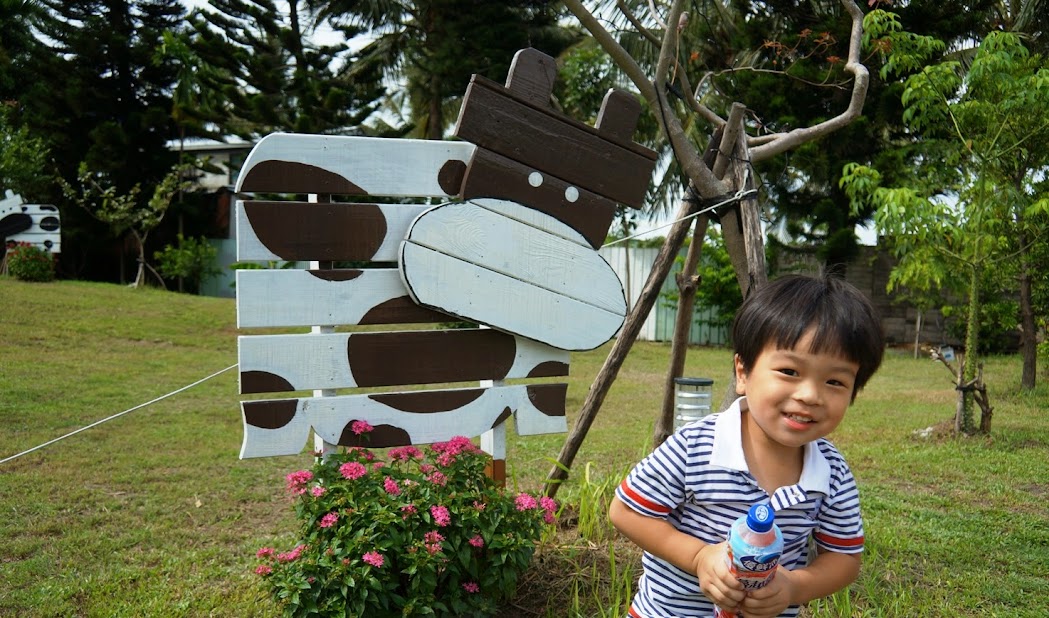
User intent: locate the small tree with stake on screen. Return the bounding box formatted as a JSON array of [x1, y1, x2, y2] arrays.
[[59, 163, 190, 289]]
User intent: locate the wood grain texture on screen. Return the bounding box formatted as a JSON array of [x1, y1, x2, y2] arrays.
[[458, 150, 616, 248], [236, 268, 449, 328], [236, 200, 430, 262], [454, 76, 655, 208], [399, 203, 627, 350], [238, 329, 569, 393], [236, 133, 475, 197], [239, 383, 567, 458]]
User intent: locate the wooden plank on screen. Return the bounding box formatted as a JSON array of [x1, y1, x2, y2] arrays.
[[1, 204, 61, 252], [236, 201, 431, 262], [403, 201, 625, 315], [238, 329, 569, 393], [236, 268, 449, 328], [459, 151, 617, 249], [235, 133, 475, 197], [239, 383, 567, 458], [454, 76, 656, 208], [399, 244, 626, 351]]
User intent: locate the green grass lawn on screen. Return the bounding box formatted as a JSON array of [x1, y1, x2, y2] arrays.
[[1, 278, 1047, 617]]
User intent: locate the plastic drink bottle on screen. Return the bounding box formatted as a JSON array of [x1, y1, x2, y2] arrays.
[[713, 503, 784, 618]]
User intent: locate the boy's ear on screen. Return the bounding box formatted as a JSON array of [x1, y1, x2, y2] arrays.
[[733, 354, 747, 395]]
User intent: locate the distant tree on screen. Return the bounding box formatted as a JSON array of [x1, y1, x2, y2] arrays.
[[188, 0, 386, 138], [323, 0, 582, 138], [59, 162, 190, 288], [21, 0, 186, 280], [0, 104, 49, 200], [843, 31, 1049, 432]]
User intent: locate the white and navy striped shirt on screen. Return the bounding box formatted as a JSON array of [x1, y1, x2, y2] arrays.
[[616, 397, 864, 618]]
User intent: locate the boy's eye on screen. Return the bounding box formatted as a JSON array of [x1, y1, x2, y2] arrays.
[[777, 368, 799, 377]]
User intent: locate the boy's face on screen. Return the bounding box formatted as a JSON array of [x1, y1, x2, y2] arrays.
[[734, 328, 859, 449]]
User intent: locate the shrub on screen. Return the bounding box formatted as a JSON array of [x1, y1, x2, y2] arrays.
[[153, 234, 220, 293], [254, 429, 557, 617], [6, 242, 55, 282]]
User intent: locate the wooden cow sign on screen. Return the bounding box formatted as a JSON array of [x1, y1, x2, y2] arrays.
[[1, 190, 61, 253], [234, 49, 656, 471]]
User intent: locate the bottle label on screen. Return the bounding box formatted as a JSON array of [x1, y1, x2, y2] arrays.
[[728, 549, 780, 590]]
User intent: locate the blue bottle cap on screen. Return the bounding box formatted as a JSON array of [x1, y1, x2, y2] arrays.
[[747, 503, 775, 532]]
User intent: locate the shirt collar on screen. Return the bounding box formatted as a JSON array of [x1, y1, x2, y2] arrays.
[[710, 396, 831, 497]]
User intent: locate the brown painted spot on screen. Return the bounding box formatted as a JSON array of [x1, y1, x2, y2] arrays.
[[491, 407, 513, 429], [358, 296, 448, 325], [438, 159, 467, 196], [243, 400, 299, 429], [526, 361, 569, 378], [348, 329, 516, 387], [240, 371, 295, 394], [527, 384, 568, 417], [338, 422, 411, 448], [243, 201, 386, 261], [369, 389, 485, 413], [308, 269, 363, 282], [240, 160, 368, 195]]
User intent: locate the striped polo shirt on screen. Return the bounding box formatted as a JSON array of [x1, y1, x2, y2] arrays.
[[616, 397, 864, 618]]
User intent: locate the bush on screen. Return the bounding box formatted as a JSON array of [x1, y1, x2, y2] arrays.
[[254, 429, 557, 617], [5, 242, 55, 282], [153, 234, 220, 293]]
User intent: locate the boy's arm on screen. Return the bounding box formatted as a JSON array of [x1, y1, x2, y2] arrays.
[[740, 549, 861, 618], [609, 495, 747, 610]]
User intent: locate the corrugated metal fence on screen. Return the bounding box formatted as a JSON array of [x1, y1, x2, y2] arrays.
[[599, 246, 729, 345]]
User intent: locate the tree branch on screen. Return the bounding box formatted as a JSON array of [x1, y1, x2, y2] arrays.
[[749, 0, 869, 162]]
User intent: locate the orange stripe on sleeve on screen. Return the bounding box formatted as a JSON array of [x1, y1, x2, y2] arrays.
[[814, 531, 865, 548], [619, 479, 672, 515]]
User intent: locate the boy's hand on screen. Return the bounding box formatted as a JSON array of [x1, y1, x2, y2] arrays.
[[693, 542, 746, 612], [737, 567, 795, 618]]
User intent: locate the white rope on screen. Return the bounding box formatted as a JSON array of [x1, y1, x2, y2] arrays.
[[602, 186, 758, 248], [0, 363, 238, 465]]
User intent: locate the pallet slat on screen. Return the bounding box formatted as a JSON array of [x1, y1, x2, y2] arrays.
[[235, 133, 475, 197], [238, 329, 569, 393], [240, 383, 567, 458], [236, 268, 449, 328]]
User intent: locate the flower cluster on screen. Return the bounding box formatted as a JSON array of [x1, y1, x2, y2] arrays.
[[6, 242, 55, 282], [254, 434, 558, 617]]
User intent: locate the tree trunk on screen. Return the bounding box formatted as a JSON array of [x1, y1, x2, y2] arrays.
[[654, 213, 711, 447], [544, 193, 698, 497], [1017, 229, 1037, 390], [957, 266, 980, 434]]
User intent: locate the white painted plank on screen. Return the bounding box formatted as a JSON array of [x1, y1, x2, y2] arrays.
[[399, 242, 625, 350], [471, 198, 592, 246], [238, 330, 569, 392], [235, 133, 476, 197], [403, 201, 626, 314], [235, 200, 432, 262], [236, 268, 430, 328], [239, 384, 566, 458]]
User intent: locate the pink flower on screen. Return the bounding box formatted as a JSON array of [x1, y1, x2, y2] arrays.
[[473, 500, 486, 511], [310, 485, 326, 497], [462, 581, 480, 593], [389, 446, 423, 461], [372, 461, 386, 471], [255, 564, 272, 576], [424, 530, 444, 555], [256, 547, 275, 559], [351, 420, 373, 435], [427, 471, 447, 486], [285, 470, 313, 495], [541, 496, 558, 523], [362, 551, 385, 567], [277, 544, 306, 563], [318, 512, 339, 528], [468, 535, 484, 548], [339, 461, 368, 480], [383, 476, 401, 496], [430, 505, 451, 527], [401, 504, 417, 517], [346, 447, 374, 461], [515, 493, 538, 511]]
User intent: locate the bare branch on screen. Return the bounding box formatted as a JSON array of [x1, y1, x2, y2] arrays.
[[616, 0, 661, 47], [749, 0, 869, 162], [677, 63, 725, 127]]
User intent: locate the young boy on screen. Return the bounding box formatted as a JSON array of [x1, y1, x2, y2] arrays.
[[611, 273, 884, 618]]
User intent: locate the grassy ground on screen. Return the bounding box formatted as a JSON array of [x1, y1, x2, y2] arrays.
[[1, 278, 1047, 617]]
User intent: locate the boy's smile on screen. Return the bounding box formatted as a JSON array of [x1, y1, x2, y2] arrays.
[[735, 328, 860, 451]]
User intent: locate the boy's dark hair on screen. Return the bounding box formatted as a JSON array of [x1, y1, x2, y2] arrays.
[[731, 273, 885, 397]]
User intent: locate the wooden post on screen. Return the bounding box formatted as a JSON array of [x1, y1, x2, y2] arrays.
[[309, 192, 338, 461]]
